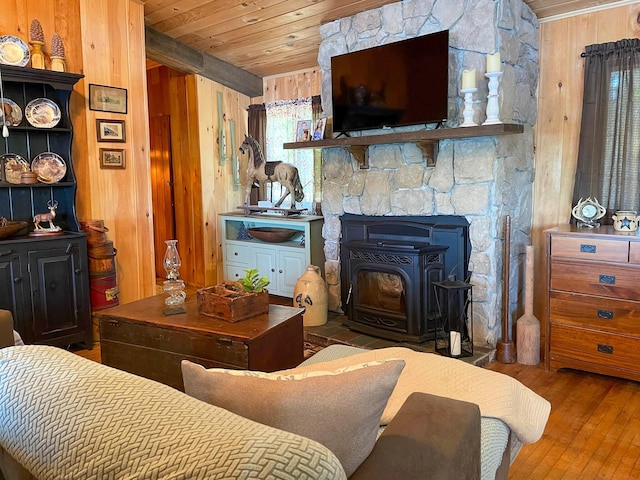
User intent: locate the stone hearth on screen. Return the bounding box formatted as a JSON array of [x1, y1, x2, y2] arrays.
[[316, 0, 539, 349]]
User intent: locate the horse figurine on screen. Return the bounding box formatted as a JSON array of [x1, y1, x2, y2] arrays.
[[239, 134, 304, 208]]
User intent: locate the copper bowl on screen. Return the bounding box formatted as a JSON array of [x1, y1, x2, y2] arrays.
[[0, 220, 28, 239], [248, 227, 298, 243]]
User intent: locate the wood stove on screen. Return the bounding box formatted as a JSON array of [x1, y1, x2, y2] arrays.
[[340, 214, 471, 343]]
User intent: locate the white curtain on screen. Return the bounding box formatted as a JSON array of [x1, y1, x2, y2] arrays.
[[265, 98, 314, 211]]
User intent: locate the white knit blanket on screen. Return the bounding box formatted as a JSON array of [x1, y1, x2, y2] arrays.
[[286, 346, 551, 445]]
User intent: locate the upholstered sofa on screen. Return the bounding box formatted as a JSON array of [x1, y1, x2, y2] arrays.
[[0, 310, 550, 480]]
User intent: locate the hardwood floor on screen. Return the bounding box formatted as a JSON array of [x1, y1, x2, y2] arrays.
[[487, 362, 640, 479]]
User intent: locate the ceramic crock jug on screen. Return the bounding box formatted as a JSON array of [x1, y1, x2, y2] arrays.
[[293, 265, 328, 326], [612, 210, 639, 232]]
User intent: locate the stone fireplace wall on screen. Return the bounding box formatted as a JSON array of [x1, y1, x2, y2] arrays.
[[317, 0, 539, 348]]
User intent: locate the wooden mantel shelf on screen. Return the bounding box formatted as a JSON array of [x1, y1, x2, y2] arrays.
[[283, 123, 524, 168]]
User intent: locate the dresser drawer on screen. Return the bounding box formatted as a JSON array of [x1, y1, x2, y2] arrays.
[[551, 236, 629, 262], [225, 243, 252, 266], [629, 241, 640, 264], [550, 324, 640, 371], [549, 291, 640, 334], [549, 258, 640, 300]]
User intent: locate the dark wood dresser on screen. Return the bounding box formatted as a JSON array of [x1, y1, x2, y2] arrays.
[[546, 225, 640, 381], [96, 294, 304, 390]]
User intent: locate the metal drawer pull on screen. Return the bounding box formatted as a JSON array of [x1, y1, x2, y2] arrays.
[[597, 310, 614, 319], [599, 274, 616, 285], [597, 344, 614, 354], [580, 244, 597, 253]]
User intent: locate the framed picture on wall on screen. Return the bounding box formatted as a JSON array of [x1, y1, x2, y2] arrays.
[[89, 84, 128, 114], [99, 148, 126, 169], [96, 119, 126, 142]]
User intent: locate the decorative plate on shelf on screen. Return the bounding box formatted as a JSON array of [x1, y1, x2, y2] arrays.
[[25, 98, 61, 128], [0, 35, 29, 67], [1, 153, 29, 184], [1, 98, 22, 126], [31, 152, 66, 184]]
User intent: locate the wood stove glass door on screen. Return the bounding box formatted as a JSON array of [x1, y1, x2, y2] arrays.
[[356, 270, 407, 315]]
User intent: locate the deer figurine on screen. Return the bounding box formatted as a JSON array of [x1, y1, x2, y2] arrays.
[[33, 200, 60, 231]]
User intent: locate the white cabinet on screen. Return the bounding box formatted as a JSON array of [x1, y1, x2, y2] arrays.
[[220, 213, 325, 297]]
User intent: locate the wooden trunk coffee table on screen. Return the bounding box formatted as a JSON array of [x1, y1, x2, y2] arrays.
[[96, 294, 304, 391]]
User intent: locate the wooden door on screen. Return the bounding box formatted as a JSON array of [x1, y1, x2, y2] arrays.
[[149, 115, 175, 278]]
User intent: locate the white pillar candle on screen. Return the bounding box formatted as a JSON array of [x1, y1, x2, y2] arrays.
[[450, 331, 462, 356], [486, 52, 501, 73], [461, 69, 476, 90]]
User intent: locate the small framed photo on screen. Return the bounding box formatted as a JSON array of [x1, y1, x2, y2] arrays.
[[311, 118, 327, 141], [296, 119, 312, 142], [96, 119, 126, 142], [99, 148, 126, 169], [89, 84, 128, 114]]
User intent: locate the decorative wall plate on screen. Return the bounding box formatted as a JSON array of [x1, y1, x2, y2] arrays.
[[25, 98, 61, 128], [0, 36, 29, 66], [31, 152, 66, 183], [1, 153, 29, 184], [0, 98, 23, 126]]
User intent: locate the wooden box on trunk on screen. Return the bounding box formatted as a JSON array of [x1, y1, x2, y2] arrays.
[[197, 282, 269, 322]]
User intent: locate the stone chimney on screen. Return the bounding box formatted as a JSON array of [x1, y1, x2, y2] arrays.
[[316, 0, 539, 348]]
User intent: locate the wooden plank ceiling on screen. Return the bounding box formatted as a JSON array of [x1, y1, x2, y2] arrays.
[[142, 0, 627, 78]]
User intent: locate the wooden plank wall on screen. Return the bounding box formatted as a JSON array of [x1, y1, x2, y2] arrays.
[[195, 76, 250, 285], [532, 4, 640, 352], [258, 68, 323, 104], [1, 0, 156, 304], [78, 0, 156, 304]]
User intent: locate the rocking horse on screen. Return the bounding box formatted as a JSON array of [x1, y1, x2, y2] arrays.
[[239, 134, 304, 208]]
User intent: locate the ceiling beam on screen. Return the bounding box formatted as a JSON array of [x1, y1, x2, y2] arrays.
[[144, 26, 263, 98]]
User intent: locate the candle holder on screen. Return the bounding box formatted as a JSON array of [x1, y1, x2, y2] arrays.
[[483, 71, 503, 125], [433, 275, 473, 358], [460, 87, 477, 127]]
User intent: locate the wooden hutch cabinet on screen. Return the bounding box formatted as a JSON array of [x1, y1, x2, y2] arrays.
[[545, 225, 640, 381], [0, 65, 91, 346]]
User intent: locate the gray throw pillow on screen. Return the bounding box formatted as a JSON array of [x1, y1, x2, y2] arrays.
[[181, 358, 405, 476]]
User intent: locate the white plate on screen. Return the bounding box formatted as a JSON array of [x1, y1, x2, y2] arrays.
[[1, 98, 22, 126], [1, 153, 29, 184], [31, 152, 66, 184], [25, 98, 61, 128], [0, 35, 29, 67]]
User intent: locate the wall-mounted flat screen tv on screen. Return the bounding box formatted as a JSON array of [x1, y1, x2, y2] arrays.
[[331, 30, 449, 134]]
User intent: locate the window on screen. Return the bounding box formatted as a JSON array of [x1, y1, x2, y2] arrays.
[[265, 99, 314, 212], [573, 39, 640, 215]]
